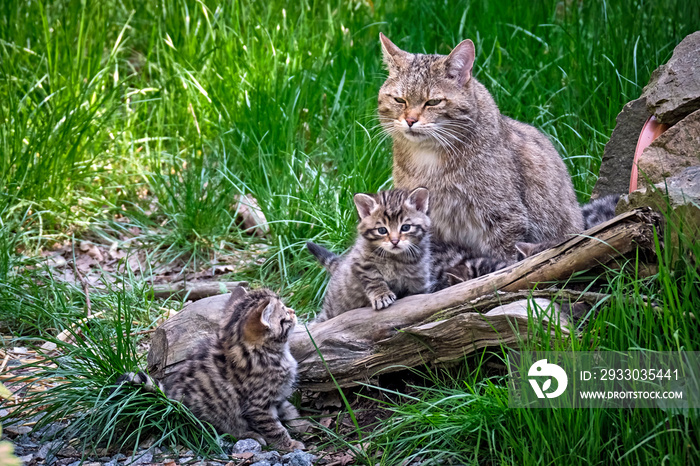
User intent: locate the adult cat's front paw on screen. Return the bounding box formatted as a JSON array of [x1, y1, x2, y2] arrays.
[[370, 291, 396, 310]]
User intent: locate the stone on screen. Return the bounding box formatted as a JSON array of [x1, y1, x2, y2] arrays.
[[126, 451, 153, 465], [231, 438, 262, 454], [4, 425, 32, 436], [249, 462, 271, 466], [618, 166, 700, 241], [18, 454, 34, 464], [592, 97, 650, 199], [642, 32, 700, 125], [281, 450, 317, 466], [636, 108, 700, 187], [253, 451, 281, 463]]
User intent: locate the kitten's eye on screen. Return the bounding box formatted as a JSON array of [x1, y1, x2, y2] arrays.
[[377, 227, 388, 235], [425, 99, 442, 106], [394, 97, 406, 104], [401, 224, 411, 232]]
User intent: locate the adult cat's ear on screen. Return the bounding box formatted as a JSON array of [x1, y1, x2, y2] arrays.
[[406, 187, 429, 214], [445, 39, 476, 86], [379, 33, 409, 69], [354, 193, 378, 219]]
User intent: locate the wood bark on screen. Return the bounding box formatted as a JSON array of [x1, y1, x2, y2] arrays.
[[146, 208, 661, 391], [151, 280, 248, 301]]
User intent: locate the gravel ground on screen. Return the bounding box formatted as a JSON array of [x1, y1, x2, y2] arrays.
[[2, 424, 317, 466]]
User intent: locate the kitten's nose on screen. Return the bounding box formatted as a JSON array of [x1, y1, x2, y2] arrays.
[[390, 237, 400, 246], [405, 117, 417, 127]]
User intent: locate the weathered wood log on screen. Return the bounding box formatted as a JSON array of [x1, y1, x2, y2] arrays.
[[146, 208, 661, 391], [151, 280, 248, 301], [288, 207, 662, 390]]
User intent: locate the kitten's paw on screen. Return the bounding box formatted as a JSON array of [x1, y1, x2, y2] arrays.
[[287, 439, 306, 451], [371, 291, 396, 310], [287, 418, 313, 434]]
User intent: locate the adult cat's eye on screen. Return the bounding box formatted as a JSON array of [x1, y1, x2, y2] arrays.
[[401, 224, 411, 232], [425, 99, 442, 106], [377, 227, 388, 235], [394, 97, 406, 104]]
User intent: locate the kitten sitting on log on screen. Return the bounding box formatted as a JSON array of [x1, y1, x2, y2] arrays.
[[307, 188, 514, 319], [307, 188, 433, 321], [116, 288, 305, 451]]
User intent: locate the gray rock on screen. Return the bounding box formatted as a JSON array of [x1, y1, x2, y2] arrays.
[[18, 454, 35, 464], [126, 451, 153, 465], [16, 435, 38, 448], [67, 461, 82, 466], [179, 457, 194, 463], [618, 166, 700, 241], [636, 108, 700, 187], [592, 97, 650, 199], [273, 463, 283, 466], [642, 31, 700, 125], [4, 425, 33, 436], [249, 462, 271, 466], [231, 438, 262, 454], [281, 450, 317, 466], [253, 451, 281, 463]]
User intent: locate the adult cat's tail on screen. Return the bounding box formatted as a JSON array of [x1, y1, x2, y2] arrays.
[[306, 242, 340, 274], [114, 371, 165, 394], [582, 194, 621, 230]]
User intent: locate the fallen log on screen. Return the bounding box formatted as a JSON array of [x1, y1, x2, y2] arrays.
[[146, 208, 661, 391]]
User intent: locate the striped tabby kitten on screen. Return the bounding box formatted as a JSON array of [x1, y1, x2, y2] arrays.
[[117, 288, 305, 451], [378, 33, 584, 260], [432, 240, 511, 289], [307, 188, 432, 321]]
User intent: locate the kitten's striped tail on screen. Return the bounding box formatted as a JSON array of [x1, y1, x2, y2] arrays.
[[115, 371, 164, 394], [306, 242, 340, 274]]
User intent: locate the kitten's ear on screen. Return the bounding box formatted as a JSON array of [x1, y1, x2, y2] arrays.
[[515, 242, 538, 261], [258, 299, 275, 328], [227, 286, 247, 307], [354, 193, 378, 219], [445, 39, 476, 86], [406, 187, 429, 214], [379, 33, 409, 69]]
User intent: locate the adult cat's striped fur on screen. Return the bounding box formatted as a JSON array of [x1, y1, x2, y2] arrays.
[[307, 188, 433, 321], [116, 288, 305, 451], [378, 34, 583, 260]]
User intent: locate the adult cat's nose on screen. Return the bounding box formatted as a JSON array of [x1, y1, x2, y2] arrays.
[[405, 117, 417, 127]]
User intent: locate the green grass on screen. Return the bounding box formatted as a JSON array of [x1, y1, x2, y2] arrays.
[[1, 0, 700, 463]]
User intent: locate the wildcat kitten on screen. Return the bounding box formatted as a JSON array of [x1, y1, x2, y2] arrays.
[[117, 288, 305, 451], [378, 33, 584, 260], [307, 188, 432, 321], [431, 240, 512, 289]]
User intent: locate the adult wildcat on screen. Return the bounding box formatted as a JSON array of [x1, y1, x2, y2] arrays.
[[378, 33, 584, 260], [117, 288, 305, 451]]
